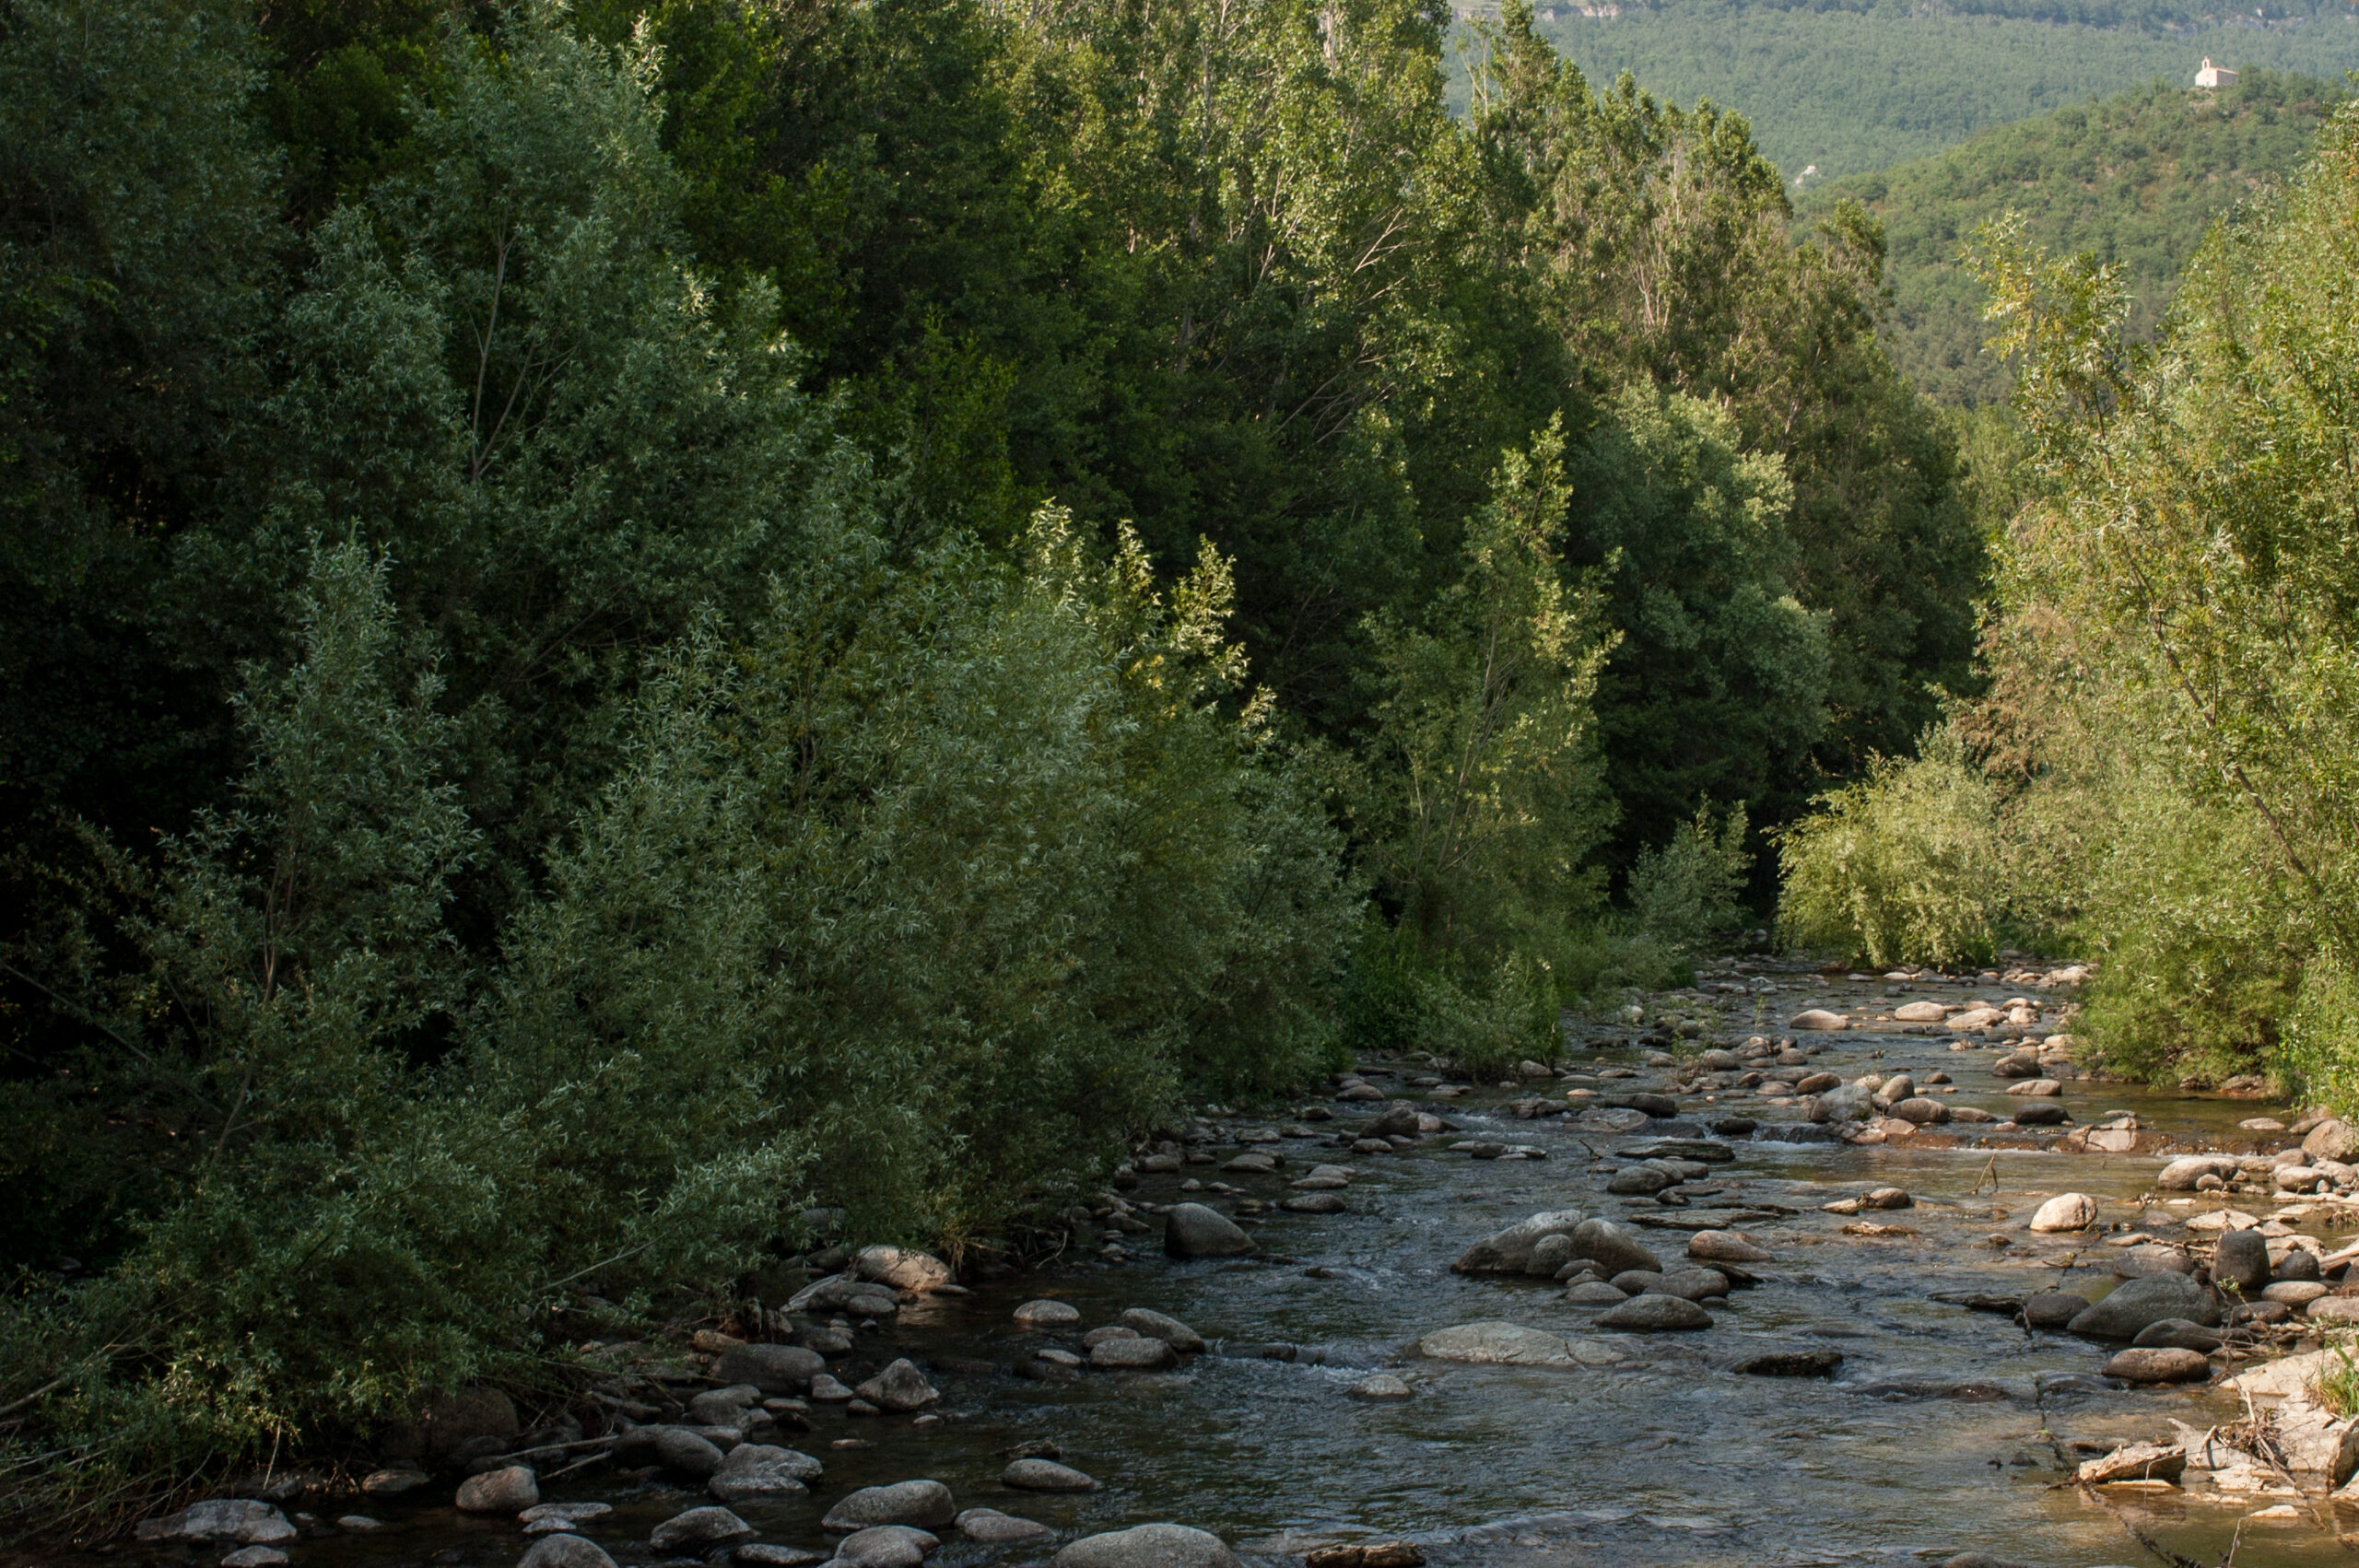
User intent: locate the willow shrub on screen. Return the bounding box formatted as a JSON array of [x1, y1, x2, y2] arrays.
[[1776, 724, 2006, 967]]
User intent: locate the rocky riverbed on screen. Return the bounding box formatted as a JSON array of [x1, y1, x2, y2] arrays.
[[69, 957, 2359, 1568]]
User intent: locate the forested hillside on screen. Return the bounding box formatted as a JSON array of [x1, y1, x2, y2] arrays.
[[0, 0, 1979, 1520], [1800, 69, 2342, 403], [1524, 0, 2359, 178]]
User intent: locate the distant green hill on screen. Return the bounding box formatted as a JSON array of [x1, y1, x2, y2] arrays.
[[1520, 0, 2359, 180], [1798, 69, 2344, 404]]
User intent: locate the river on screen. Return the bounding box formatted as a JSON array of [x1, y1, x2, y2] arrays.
[[109, 960, 2359, 1568]]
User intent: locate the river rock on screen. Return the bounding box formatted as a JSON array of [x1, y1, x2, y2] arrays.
[[2022, 1292, 2089, 1330], [1689, 1230, 1772, 1263], [655, 1427, 728, 1477], [1569, 1217, 1660, 1276], [858, 1245, 953, 1293], [856, 1359, 941, 1412], [1451, 1211, 1585, 1274], [2214, 1229, 2271, 1293], [1051, 1523, 1241, 1568], [1564, 1281, 1628, 1305], [217, 1550, 287, 1568], [2306, 1119, 2359, 1163], [2131, 1319, 2224, 1352], [650, 1506, 755, 1551], [455, 1465, 538, 1514], [1350, 1375, 1413, 1399], [1651, 1268, 1731, 1301], [1015, 1300, 1082, 1328], [1596, 1294, 1712, 1330], [1610, 1270, 1663, 1294], [1892, 1097, 1950, 1125], [1419, 1322, 1576, 1365], [835, 1526, 942, 1568], [1164, 1203, 1254, 1258], [1283, 1192, 1346, 1213], [2266, 1281, 2330, 1306], [811, 1374, 856, 1402], [1607, 1164, 1679, 1195], [2308, 1297, 2359, 1323], [2279, 1248, 2324, 1283], [2067, 1272, 2220, 1339], [2078, 1443, 2188, 1483], [958, 1509, 1055, 1542], [1526, 1234, 1579, 1277], [1789, 1010, 1848, 1031], [2003, 1080, 2061, 1096], [715, 1343, 827, 1394], [2103, 1347, 2212, 1384], [739, 1549, 829, 1568], [2157, 1156, 2238, 1191], [1091, 1334, 1177, 1370], [788, 1276, 901, 1318], [2112, 1244, 2195, 1279], [826, 1480, 958, 1532], [1894, 1001, 1949, 1023], [1733, 1350, 1842, 1376], [135, 1501, 296, 1546], [710, 1443, 822, 1503], [1811, 1083, 1875, 1123], [1793, 1071, 1840, 1095], [2030, 1193, 2099, 1232], [1003, 1458, 1100, 1492], [1118, 1308, 1206, 1352], [518, 1539, 618, 1568]]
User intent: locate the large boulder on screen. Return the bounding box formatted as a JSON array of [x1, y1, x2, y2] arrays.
[[1567, 1218, 1660, 1277], [1051, 1524, 1242, 1568], [2066, 1273, 2221, 1340], [857, 1246, 953, 1293], [1450, 1211, 1585, 1275], [824, 1480, 958, 1533], [1164, 1203, 1254, 1259], [713, 1343, 826, 1394], [2306, 1119, 2359, 1163]]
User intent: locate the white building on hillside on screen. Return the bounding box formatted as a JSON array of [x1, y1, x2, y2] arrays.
[[2195, 57, 2238, 87]]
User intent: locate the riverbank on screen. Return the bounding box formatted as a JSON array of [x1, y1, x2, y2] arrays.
[[45, 955, 2359, 1568]]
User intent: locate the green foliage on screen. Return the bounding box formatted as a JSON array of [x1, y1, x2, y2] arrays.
[[1629, 804, 1753, 951], [1777, 724, 2007, 966], [1803, 71, 2345, 404], [1523, 0, 2359, 182]]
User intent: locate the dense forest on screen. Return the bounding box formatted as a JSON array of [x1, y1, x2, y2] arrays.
[[1800, 68, 2343, 403], [0, 0, 1979, 1521], [1530, 0, 2359, 176]]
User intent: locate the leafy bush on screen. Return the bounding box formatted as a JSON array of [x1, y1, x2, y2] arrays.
[[1777, 724, 2006, 966], [1628, 804, 1753, 952]]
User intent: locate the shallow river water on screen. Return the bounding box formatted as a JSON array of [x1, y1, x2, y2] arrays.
[[92, 965, 2359, 1568]]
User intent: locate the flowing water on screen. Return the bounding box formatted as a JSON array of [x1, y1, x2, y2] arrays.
[[89, 965, 2359, 1568]]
